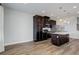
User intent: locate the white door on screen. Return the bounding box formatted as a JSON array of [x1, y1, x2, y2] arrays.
[[0, 6, 4, 52]]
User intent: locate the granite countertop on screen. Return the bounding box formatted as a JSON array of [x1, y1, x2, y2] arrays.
[[51, 32, 69, 35]]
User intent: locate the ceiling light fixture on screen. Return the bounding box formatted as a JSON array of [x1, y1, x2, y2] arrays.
[[67, 21, 70, 24], [73, 6, 77, 8], [41, 11, 45, 13], [50, 14, 53, 16], [59, 19, 63, 22], [77, 11, 79, 14]]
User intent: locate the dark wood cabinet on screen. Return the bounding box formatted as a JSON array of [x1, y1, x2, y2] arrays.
[[33, 15, 44, 42], [48, 20, 56, 28], [33, 15, 56, 42], [43, 16, 50, 26], [51, 34, 69, 46], [33, 15, 43, 31]]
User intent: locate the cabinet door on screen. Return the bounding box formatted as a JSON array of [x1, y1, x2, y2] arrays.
[[48, 20, 56, 28], [33, 15, 43, 41], [0, 6, 4, 52]]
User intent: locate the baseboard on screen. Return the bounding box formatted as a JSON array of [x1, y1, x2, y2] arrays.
[[4, 40, 33, 46]]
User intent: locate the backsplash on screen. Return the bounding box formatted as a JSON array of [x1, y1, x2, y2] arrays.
[[52, 25, 65, 32]]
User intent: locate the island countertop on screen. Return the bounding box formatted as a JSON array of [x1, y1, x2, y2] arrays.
[[51, 32, 69, 35]]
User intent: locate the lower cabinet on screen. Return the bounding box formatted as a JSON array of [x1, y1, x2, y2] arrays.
[[34, 31, 50, 42], [51, 34, 69, 46]]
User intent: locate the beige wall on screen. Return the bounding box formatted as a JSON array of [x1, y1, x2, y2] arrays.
[[4, 7, 33, 46], [0, 6, 4, 52]]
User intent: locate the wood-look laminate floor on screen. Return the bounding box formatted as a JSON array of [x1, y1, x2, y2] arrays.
[[0, 38, 79, 55]]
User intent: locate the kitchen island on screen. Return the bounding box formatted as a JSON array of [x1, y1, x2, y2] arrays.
[[51, 32, 69, 46]]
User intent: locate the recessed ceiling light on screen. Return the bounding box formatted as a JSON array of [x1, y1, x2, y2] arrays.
[[59, 19, 63, 22], [50, 14, 53, 16], [77, 11, 79, 14], [73, 6, 77, 8], [67, 21, 70, 24], [41, 11, 45, 13]]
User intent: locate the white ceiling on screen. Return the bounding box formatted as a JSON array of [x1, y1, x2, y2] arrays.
[[2, 3, 79, 19]]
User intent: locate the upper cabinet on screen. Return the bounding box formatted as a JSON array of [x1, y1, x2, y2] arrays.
[[33, 15, 50, 31], [48, 20, 56, 28]]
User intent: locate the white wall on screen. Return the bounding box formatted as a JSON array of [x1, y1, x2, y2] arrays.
[[56, 16, 79, 39], [4, 7, 33, 46], [0, 6, 4, 52]]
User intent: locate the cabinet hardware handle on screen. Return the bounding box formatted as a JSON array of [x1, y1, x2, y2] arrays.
[[57, 36, 59, 38]]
